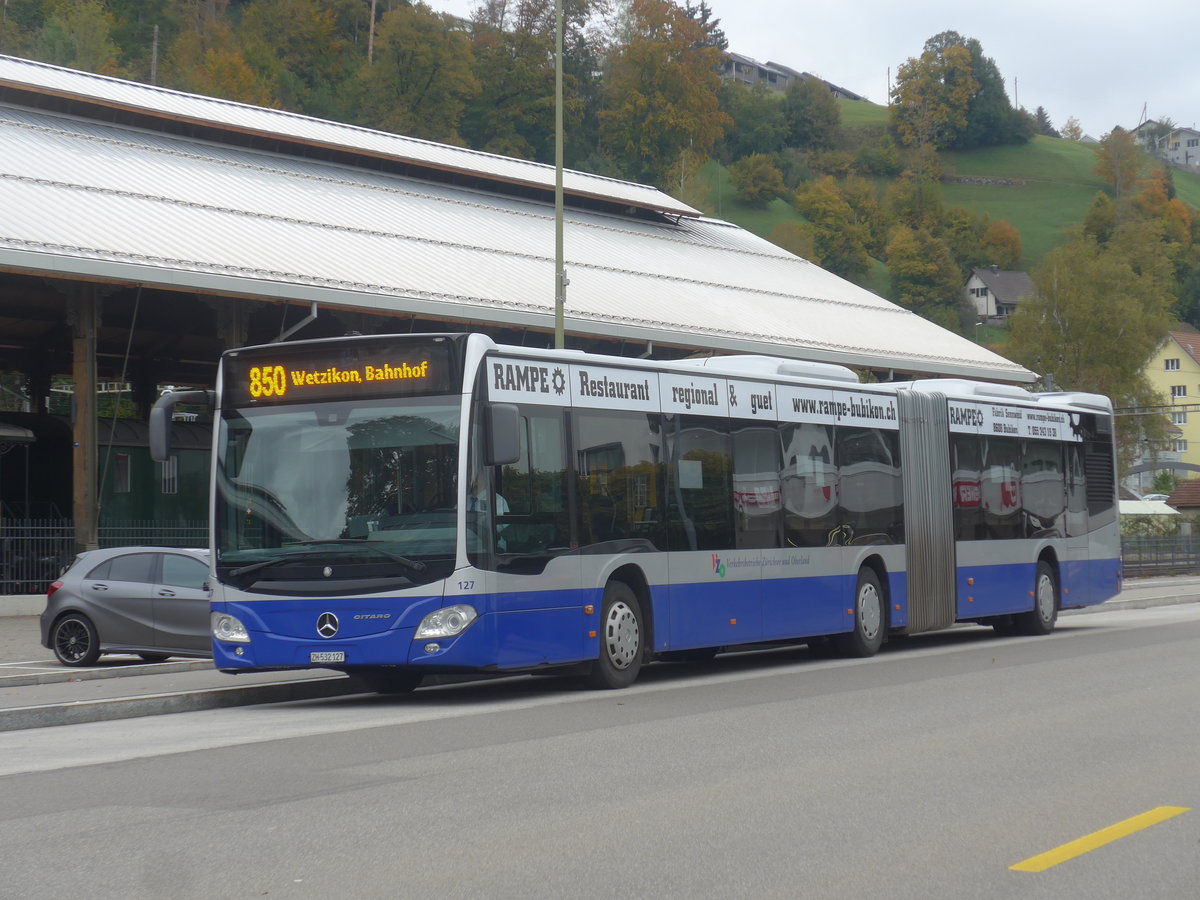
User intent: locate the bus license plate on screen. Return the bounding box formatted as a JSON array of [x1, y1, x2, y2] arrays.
[[310, 651, 345, 663]]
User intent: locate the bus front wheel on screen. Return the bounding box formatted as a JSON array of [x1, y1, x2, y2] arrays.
[[1015, 561, 1058, 636], [834, 567, 885, 658], [587, 581, 643, 689]]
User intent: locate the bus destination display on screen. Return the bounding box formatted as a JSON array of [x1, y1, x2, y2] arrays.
[[223, 339, 456, 406]]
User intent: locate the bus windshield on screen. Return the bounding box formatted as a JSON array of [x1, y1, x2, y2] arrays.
[[215, 396, 463, 589]]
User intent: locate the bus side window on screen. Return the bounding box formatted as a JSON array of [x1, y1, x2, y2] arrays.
[[663, 415, 732, 552], [779, 423, 837, 548], [573, 410, 665, 549]]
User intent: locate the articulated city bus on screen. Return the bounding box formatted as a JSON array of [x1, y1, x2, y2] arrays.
[[151, 332, 1121, 692]]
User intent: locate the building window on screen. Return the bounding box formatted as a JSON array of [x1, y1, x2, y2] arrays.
[[1171, 385, 1187, 398], [1165, 358, 1180, 370], [160, 455, 179, 495], [1174, 411, 1188, 425], [1189, 139, 1199, 148], [1177, 439, 1189, 453]]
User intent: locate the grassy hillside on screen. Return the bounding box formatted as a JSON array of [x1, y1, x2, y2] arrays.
[[701, 99, 1200, 274]]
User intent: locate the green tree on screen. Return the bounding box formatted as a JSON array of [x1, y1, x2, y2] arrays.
[[598, 0, 729, 187], [781, 76, 839, 150], [237, 0, 360, 119], [355, 2, 478, 144], [718, 81, 787, 160], [728, 153, 786, 206], [1008, 231, 1173, 462], [36, 0, 121, 74], [681, 0, 727, 50], [1033, 106, 1059, 138]]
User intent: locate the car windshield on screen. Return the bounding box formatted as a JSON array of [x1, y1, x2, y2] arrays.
[[215, 396, 465, 588]]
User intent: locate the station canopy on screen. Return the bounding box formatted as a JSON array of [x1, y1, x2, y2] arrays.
[[0, 54, 1033, 383]]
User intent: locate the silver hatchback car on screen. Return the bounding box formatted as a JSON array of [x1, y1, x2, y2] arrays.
[[41, 547, 213, 666]]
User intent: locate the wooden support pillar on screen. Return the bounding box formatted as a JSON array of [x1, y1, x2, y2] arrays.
[[67, 291, 100, 552]]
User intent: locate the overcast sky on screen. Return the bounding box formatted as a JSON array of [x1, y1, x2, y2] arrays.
[[432, 0, 1199, 140]]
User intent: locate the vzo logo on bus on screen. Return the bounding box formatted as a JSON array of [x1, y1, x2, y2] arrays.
[[712, 554, 726, 578]]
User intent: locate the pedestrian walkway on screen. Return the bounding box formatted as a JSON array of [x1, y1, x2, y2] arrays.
[[0, 612, 365, 733]]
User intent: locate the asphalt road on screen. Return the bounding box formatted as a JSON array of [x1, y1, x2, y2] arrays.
[[0, 600, 1196, 900]]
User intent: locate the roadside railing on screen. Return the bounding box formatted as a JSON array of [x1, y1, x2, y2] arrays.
[[1121, 535, 1200, 577]]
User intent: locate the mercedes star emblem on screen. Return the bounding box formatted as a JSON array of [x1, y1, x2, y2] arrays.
[[316, 612, 339, 638]]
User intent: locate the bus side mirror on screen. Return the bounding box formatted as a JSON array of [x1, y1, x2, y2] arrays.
[[150, 390, 214, 462], [485, 403, 520, 466]]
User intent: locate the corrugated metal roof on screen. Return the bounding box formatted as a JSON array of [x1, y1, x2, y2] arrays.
[[0, 66, 1033, 383], [0, 53, 698, 218]]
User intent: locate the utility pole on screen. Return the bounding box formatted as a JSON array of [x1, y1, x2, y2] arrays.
[[553, 0, 566, 349], [150, 24, 159, 85], [368, 0, 377, 63]]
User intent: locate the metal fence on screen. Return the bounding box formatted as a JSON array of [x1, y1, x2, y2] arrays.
[[1, 520, 207, 595], [1121, 535, 1200, 577]]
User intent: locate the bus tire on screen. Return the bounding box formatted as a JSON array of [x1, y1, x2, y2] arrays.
[[1016, 561, 1058, 636], [587, 581, 643, 689], [834, 567, 885, 658]]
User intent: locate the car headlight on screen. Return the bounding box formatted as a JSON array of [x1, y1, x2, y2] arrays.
[[415, 604, 477, 639], [211, 612, 250, 643]]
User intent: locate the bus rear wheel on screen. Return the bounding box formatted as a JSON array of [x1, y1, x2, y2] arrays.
[[587, 581, 643, 689], [1015, 561, 1058, 636], [834, 567, 885, 658]]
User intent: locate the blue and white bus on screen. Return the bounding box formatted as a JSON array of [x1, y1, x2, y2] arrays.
[[151, 332, 1121, 692]]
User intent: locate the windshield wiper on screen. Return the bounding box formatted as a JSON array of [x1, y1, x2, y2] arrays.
[[291, 539, 427, 572], [226, 542, 426, 585]]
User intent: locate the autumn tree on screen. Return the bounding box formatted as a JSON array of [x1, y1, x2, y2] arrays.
[[1060, 116, 1083, 141], [598, 0, 729, 188], [890, 40, 977, 148], [885, 224, 964, 330], [1094, 127, 1149, 206], [728, 153, 786, 206], [355, 3, 478, 144], [793, 176, 871, 281], [781, 76, 839, 150], [980, 219, 1022, 269]]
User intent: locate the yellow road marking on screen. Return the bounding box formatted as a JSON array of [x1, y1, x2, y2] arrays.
[[1011, 806, 1190, 873]]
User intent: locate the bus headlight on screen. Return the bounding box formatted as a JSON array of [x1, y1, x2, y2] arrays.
[[212, 612, 250, 643], [415, 604, 477, 639]]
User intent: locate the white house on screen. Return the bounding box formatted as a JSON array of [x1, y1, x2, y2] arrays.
[[963, 266, 1034, 321]]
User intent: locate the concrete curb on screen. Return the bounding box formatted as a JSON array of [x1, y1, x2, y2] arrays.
[[0, 675, 368, 732], [1, 596, 44, 617], [0, 658, 213, 688]]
